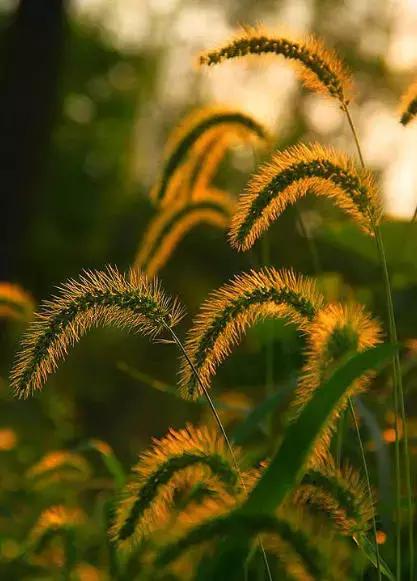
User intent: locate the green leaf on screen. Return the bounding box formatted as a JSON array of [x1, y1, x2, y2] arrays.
[[232, 382, 294, 445], [354, 534, 395, 581], [242, 343, 395, 516], [77, 439, 126, 489]]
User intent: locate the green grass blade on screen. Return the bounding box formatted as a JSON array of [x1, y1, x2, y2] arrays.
[[232, 383, 294, 445], [354, 534, 395, 581], [242, 343, 395, 516]]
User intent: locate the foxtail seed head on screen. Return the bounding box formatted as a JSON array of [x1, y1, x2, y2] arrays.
[[400, 79, 417, 126], [296, 455, 374, 536], [291, 303, 382, 461], [29, 505, 86, 553], [112, 424, 239, 549], [230, 143, 381, 251], [10, 267, 184, 398], [27, 450, 91, 488], [135, 189, 235, 277], [151, 107, 270, 207], [180, 268, 324, 399], [199, 28, 351, 105]]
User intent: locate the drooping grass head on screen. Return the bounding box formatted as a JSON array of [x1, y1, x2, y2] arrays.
[[135, 188, 236, 277], [10, 267, 184, 398], [151, 106, 270, 207], [180, 268, 324, 399], [291, 303, 382, 461], [112, 424, 241, 550], [199, 27, 352, 106], [230, 143, 381, 251]]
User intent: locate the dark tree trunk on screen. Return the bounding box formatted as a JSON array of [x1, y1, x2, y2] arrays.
[[0, 0, 66, 280]]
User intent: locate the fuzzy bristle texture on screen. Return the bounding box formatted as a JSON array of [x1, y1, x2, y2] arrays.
[[155, 506, 328, 579], [400, 79, 417, 126], [230, 143, 381, 251], [135, 189, 235, 277], [10, 267, 184, 398], [295, 455, 374, 536], [27, 450, 91, 488], [29, 505, 86, 553], [180, 268, 324, 399], [0, 282, 34, 321], [151, 107, 269, 206], [199, 28, 351, 105], [291, 303, 382, 461], [112, 424, 240, 549]]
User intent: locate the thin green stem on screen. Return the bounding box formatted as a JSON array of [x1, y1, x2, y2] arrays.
[[295, 207, 322, 276], [343, 102, 413, 581], [349, 397, 381, 581], [165, 324, 273, 581]]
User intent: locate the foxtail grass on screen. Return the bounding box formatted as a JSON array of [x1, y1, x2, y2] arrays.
[[0, 282, 34, 321], [179, 268, 324, 399], [10, 267, 184, 398]]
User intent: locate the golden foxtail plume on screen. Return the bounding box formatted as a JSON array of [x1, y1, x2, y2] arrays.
[[0, 282, 34, 321], [199, 28, 351, 105], [29, 505, 86, 553], [151, 107, 269, 206], [155, 496, 330, 579], [134, 189, 235, 277], [179, 268, 324, 399], [230, 143, 381, 251], [291, 303, 382, 461], [295, 454, 374, 536], [10, 267, 184, 398], [400, 79, 417, 126], [112, 424, 240, 549], [27, 450, 91, 488]]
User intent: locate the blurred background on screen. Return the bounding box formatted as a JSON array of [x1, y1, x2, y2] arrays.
[[2, 0, 417, 571]]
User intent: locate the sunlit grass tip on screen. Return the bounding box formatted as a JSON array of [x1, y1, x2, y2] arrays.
[[179, 268, 324, 399], [112, 424, 240, 549], [135, 188, 236, 277], [295, 454, 374, 536], [399, 78, 417, 126], [291, 303, 382, 460], [29, 505, 86, 553], [27, 450, 91, 488], [230, 142, 381, 251], [10, 267, 184, 399], [0, 282, 34, 321], [150, 106, 270, 207], [199, 26, 352, 105]]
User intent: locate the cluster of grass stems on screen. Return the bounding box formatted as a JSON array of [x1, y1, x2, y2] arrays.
[[3, 24, 417, 581]]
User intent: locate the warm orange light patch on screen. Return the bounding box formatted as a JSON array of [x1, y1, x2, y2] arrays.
[[376, 530, 387, 545], [0, 428, 17, 451]]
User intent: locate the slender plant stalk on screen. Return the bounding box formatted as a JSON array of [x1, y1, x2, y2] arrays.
[[343, 103, 414, 581], [165, 324, 273, 581], [349, 398, 381, 581], [295, 207, 322, 276]]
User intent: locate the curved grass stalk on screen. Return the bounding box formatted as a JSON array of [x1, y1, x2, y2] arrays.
[[10, 267, 184, 398], [27, 450, 91, 488], [291, 303, 382, 461], [135, 189, 235, 277], [112, 424, 240, 548], [343, 103, 414, 580], [179, 268, 324, 400], [295, 454, 374, 537], [0, 282, 34, 321], [167, 325, 273, 580], [199, 27, 351, 105], [399, 78, 417, 126], [151, 107, 270, 206], [230, 143, 381, 251], [155, 506, 328, 579], [29, 505, 85, 576]]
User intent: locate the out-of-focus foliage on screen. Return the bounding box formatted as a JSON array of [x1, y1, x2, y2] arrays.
[[2, 0, 417, 578]]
